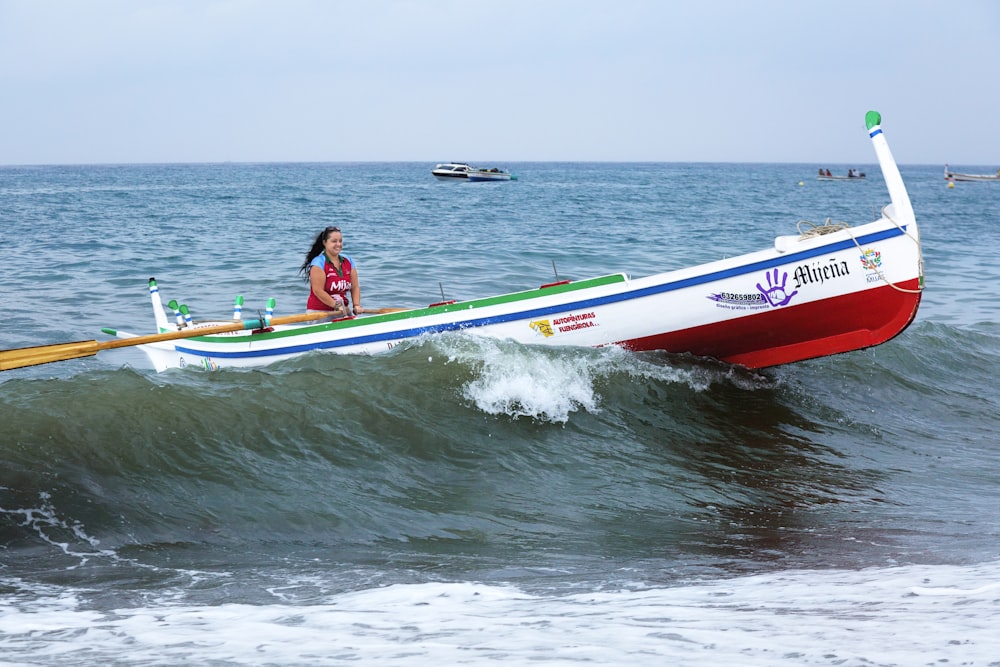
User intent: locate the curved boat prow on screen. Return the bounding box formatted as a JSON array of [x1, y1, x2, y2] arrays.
[[866, 110, 915, 225]]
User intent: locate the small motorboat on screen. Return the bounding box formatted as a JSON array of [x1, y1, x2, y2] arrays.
[[467, 168, 516, 182], [431, 163, 474, 180], [0, 112, 923, 374]]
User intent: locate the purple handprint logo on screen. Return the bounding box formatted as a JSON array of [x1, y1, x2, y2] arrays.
[[756, 269, 798, 307]]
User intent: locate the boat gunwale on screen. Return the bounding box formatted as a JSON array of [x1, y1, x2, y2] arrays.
[[165, 273, 628, 344]]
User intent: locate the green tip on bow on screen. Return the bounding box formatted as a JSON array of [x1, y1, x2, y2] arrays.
[[865, 110, 882, 130]]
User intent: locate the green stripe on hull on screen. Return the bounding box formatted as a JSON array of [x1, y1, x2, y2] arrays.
[[173, 273, 628, 345]]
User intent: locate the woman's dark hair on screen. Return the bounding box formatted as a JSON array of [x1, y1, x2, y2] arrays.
[[299, 226, 341, 278]]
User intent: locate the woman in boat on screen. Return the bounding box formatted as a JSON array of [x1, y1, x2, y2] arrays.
[[299, 226, 364, 317]]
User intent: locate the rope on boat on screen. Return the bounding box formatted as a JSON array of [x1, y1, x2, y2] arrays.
[[796, 212, 923, 295], [867, 205, 924, 294], [796, 217, 849, 238]]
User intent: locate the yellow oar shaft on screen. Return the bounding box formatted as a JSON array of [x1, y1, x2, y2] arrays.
[[0, 308, 411, 372], [0, 340, 102, 370], [0, 324, 259, 372]]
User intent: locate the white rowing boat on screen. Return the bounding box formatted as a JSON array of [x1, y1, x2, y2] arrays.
[[943, 164, 1000, 182], [817, 174, 866, 181], [0, 111, 923, 373]]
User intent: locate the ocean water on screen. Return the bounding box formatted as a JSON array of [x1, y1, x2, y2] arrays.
[[1, 159, 999, 665]]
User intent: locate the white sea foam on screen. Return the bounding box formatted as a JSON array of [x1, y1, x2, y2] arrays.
[[441, 336, 742, 423], [457, 340, 603, 423], [2, 561, 998, 666]]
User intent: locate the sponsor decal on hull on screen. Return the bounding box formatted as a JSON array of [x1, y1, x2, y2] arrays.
[[708, 256, 858, 312], [530, 311, 599, 338], [179, 355, 219, 370], [709, 267, 802, 312]]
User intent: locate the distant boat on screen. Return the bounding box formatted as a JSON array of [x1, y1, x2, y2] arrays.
[[432, 163, 474, 180], [817, 168, 866, 181], [944, 164, 1000, 182], [467, 168, 516, 182]]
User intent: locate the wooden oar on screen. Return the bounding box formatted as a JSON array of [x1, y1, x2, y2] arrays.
[[0, 308, 403, 372]]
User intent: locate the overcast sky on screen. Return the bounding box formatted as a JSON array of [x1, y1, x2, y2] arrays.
[[1, 0, 997, 166]]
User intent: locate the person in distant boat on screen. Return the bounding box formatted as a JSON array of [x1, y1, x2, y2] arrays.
[[818, 168, 824, 176], [825, 169, 832, 177], [299, 226, 364, 317]]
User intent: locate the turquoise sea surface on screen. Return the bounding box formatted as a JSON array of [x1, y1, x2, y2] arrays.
[[2, 160, 999, 665]]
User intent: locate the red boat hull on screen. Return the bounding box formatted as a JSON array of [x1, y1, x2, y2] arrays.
[[623, 277, 922, 368]]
